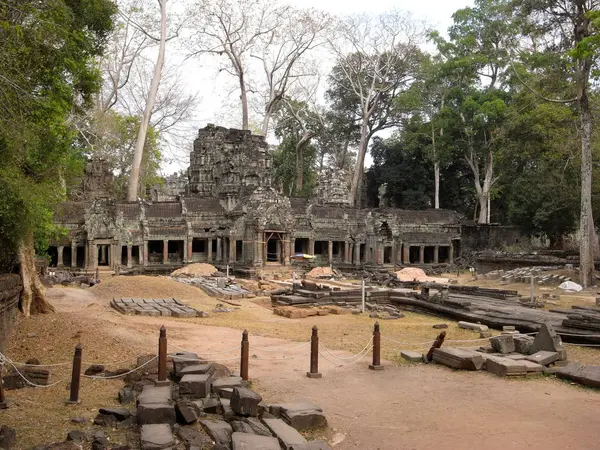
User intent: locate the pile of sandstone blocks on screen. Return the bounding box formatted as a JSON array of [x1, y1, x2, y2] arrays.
[[402, 323, 572, 377], [136, 351, 330, 450]]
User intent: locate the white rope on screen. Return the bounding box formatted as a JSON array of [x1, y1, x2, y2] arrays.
[[83, 356, 158, 379], [252, 351, 312, 361], [169, 342, 240, 356], [319, 337, 373, 361], [2, 348, 158, 368], [381, 336, 434, 347], [252, 342, 311, 352], [0, 354, 68, 388], [318, 345, 371, 367]]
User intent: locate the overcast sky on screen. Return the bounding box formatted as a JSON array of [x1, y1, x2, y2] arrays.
[[163, 0, 474, 173]]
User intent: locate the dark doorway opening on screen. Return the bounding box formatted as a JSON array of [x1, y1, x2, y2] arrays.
[[121, 246, 127, 265], [384, 246, 392, 264], [76, 246, 85, 268], [47, 246, 58, 267], [236, 240, 243, 262], [409, 246, 420, 264], [439, 246, 449, 263], [168, 240, 184, 262], [63, 246, 72, 267], [97, 244, 110, 266], [295, 238, 309, 254], [148, 240, 163, 264], [132, 245, 140, 265], [424, 246, 435, 264]]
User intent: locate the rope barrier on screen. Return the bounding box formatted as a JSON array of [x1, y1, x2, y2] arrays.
[[318, 345, 371, 367], [0, 354, 68, 388], [83, 356, 158, 380], [169, 342, 240, 356], [319, 337, 373, 361], [381, 336, 434, 347], [252, 342, 311, 352], [168, 354, 240, 363]]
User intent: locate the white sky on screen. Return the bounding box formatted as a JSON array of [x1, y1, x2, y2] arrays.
[[162, 0, 474, 173]]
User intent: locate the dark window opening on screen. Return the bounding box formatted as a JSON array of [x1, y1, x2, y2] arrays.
[[236, 240, 243, 262], [168, 240, 184, 262], [121, 246, 127, 265], [192, 238, 206, 253], [424, 246, 435, 264], [266, 237, 281, 263], [76, 246, 85, 268], [294, 238, 309, 254], [47, 246, 58, 267], [360, 243, 366, 263], [63, 246, 72, 266], [132, 246, 140, 265], [409, 246, 420, 264], [148, 240, 163, 264], [314, 241, 328, 256], [439, 246, 450, 263]]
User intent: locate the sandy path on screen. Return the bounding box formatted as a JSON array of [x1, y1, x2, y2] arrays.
[[49, 287, 600, 450]]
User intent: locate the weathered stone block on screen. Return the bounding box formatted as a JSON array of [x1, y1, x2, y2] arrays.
[[526, 351, 559, 366], [231, 387, 262, 417], [458, 321, 488, 332], [118, 388, 134, 404], [137, 403, 176, 425], [432, 348, 484, 371], [490, 335, 515, 354], [137, 385, 171, 405], [199, 420, 233, 448], [231, 432, 280, 450], [211, 376, 243, 393], [98, 407, 131, 422], [176, 400, 199, 425], [531, 323, 567, 360], [484, 356, 527, 377], [179, 363, 214, 377], [400, 351, 423, 362], [140, 424, 175, 450], [513, 335, 535, 355], [290, 441, 333, 450], [262, 418, 307, 449], [240, 417, 273, 437], [179, 374, 211, 399]]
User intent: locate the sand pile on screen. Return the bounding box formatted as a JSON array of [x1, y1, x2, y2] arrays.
[[90, 275, 212, 301], [396, 268, 449, 283], [171, 263, 218, 278], [306, 266, 333, 278]]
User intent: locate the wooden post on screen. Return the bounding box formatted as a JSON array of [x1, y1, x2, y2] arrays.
[[240, 330, 249, 381], [67, 343, 83, 403], [307, 326, 322, 378], [0, 372, 7, 409], [426, 331, 447, 362], [158, 326, 167, 382], [369, 322, 383, 370]]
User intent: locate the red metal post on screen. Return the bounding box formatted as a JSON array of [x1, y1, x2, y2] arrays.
[[307, 326, 322, 378]]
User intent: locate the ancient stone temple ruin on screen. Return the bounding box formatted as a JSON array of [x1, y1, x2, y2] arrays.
[[50, 125, 461, 272]]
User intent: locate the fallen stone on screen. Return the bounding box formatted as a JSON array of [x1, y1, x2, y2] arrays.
[[231, 432, 280, 450], [179, 363, 214, 377], [171, 353, 202, 379], [98, 407, 131, 422], [458, 321, 488, 332], [201, 397, 222, 414], [176, 400, 199, 424], [140, 424, 175, 450], [118, 388, 134, 404], [479, 331, 492, 338], [84, 365, 105, 376], [116, 416, 136, 429], [232, 421, 256, 434], [520, 360, 544, 373], [432, 348, 484, 371], [290, 441, 333, 450], [490, 335, 515, 354], [262, 418, 307, 449], [432, 324, 448, 329], [531, 323, 567, 360], [137, 403, 176, 426], [174, 425, 213, 449], [66, 430, 88, 442], [70, 418, 87, 424], [485, 356, 527, 377], [526, 351, 559, 366], [211, 376, 243, 393], [199, 420, 233, 448], [220, 397, 235, 419], [514, 335, 535, 355], [0, 426, 16, 449], [180, 374, 211, 399], [400, 351, 423, 362], [137, 385, 171, 405], [240, 417, 273, 437], [93, 413, 118, 428], [93, 430, 109, 448], [556, 363, 600, 388], [505, 354, 527, 360], [217, 387, 234, 399], [231, 387, 262, 417]]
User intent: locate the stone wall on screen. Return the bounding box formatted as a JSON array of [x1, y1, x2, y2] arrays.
[[0, 274, 21, 352], [462, 224, 529, 252]]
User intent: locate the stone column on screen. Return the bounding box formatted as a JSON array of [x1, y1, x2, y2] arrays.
[[71, 241, 77, 268], [419, 245, 425, 264], [344, 242, 351, 264], [403, 245, 410, 265], [187, 238, 193, 262], [56, 245, 64, 267], [308, 238, 315, 256], [143, 241, 148, 266], [254, 232, 263, 266], [127, 245, 132, 268], [354, 243, 361, 265], [207, 238, 213, 262], [449, 243, 454, 263], [216, 237, 222, 262], [376, 243, 383, 265], [327, 241, 333, 264], [433, 246, 439, 264], [284, 238, 291, 266], [290, 238, 296, 257], [91, 242, 98, 269], [229, 237, 236, 263], [163, 240, 168, 264]]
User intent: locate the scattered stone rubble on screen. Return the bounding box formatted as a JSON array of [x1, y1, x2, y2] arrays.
[[172, 276, 252, 302], [110, 298, 207, 317], [484, 266, 572, 286]]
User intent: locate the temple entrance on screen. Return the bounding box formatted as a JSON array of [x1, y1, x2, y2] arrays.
[[97, 244, 110, 266], [265, 231, 285, 264]]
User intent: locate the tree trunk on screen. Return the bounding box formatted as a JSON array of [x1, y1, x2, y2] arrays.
[[434, 161, 440, 209], [240, 72, 249, 130], [349, 116, 369, 206], [127, 0, 167, 202], [579, 93, 594, 287], [19, 233, 54, 317], [296, 141, 304, 193]]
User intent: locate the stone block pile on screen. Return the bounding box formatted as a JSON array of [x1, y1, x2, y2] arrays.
[[484, 266, 569, 286], [110, 298, 207, 317]]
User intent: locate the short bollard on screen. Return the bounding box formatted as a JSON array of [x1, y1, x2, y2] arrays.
[[240, 330, 249, 381], [369, 322, 384, 370], [426, 331, 446, 362], [66, 343, 83, 404], [158, 325, 167, 382], [307, 326, 322, 378]]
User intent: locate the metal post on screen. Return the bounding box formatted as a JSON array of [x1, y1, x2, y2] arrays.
[[158, 326, 167, 382], [369, 322, 383, 370], [426, 331, 447, 362], [240, 330, 249, 381], [67, 343, 83, 403], [361, 279, 366, 313], [307, 326, 322, 378]]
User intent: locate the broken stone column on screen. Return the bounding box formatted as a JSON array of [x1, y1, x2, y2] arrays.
[[71, 241, 77, 268], [208, 238, 213, 262], [187, 238, 193, 263], [143, 240, 149, 266], [403, 245, 410, 264], [327, 241, 333, 264], [57, 245, 64, 267], [433, 246, 439, 264], [127, 245, 132, 269], [163, 240, 168, 264], [217, 237, 222, 262]]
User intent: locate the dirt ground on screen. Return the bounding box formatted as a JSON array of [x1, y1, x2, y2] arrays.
[[3, 277, 600, 449]]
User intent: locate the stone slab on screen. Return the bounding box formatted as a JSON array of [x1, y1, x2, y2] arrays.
[[231, 432, 280, 450], [179, 364, 214, 377], [137, 385, 172, 405], [490, 335, 515, 354], [180, 374, 211, 398], [231, 387, 262, 417], [526, 351, 559, 366], [520, 360, 544, 373], [555, 363, 600, 388], [484, 356, 527, 377], [458, 321, 488, 332], [531, 323, 567, 360], [240, 417, 273, 437], [432, 347, 484, 371], [262, 418, 307, 449], [211, 376, 243, 392], [290, 441, 333, 450], [400, 351, 423, 362], [199, 420, 233, 448], [140, 424, 175, 450], [137, 403, 176, 425], [513, 335, 535, 355]]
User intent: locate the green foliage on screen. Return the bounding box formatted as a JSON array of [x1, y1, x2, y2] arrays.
[[0, 0, 117, 270], [272, 137, 316, 197]]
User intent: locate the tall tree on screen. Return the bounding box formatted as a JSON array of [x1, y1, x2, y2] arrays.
[[511, 0, 600, 286], [327, 11, 424, 206], [0, 0, 117, 315]]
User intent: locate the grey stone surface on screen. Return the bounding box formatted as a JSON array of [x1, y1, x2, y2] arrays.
[[232, 421, 256, 434], [202, 397, 222, 414], [555, 363, 600, 388], [217, 387, 234, 399], [270, 401, 327, 431], [490, 335, 515, 354], [231, 387, 263, 417], [137, 385, 172, 405], [179, 363, 214, 377], [484, 356, 527, 377], [513, 335, 535, 355], [432, 348, 484, 371], [118, 388, 134, 404], [240, 417, 273, 437], [137, 403, 176, 425], [199, 420, 233, 447], [179, 374, 211, 399], [175, 426, 213, 449], [211, 376, 243, 392], [526, 351, 559, 366], [400, 351, 423, 362], [176, 400, 199, 425], [262, 418, 307, 449], [231, 432, 280, 450], [98, 407, 131, 421], [458, 321, 488, 332], [66, 430, 87, 442], [531, 323, 567, 360], [520, 360, 544, 373], [290, 441, 333, 450], [140, 424, 175, 450]]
